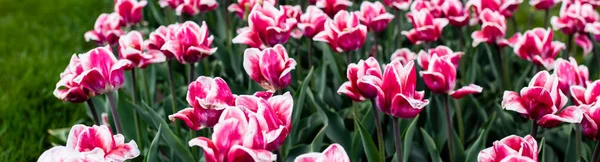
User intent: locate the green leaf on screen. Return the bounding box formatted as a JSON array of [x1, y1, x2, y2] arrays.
[[354, 114, 382, 162], [464, 112, 496, 162], [564, 125, 578, 162], [310, 124, 328, 152], [403, 115, 419, 162], [144, 124, 162, 162], [420, 128, 443, 162], [307, 90, 351, 148]]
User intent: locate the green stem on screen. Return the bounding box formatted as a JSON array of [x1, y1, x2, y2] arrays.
[[189, 63, 196, 84], [577, 124, 582, 162], [530, 121, 538, 138], [106, 92, 124, 134], [371, 99, 385, 162], [444, 95, 455, 162], [393, 117, 403, 162], [396, 10, 403, 49], [484, 44, 500, 92], [565, 34, 573, 59], [308, 39, 313, 68], [86, 99, 100, 125], [543, 9, 549, 28], [131, 69, 143, 149], [453, 99, 464, 143], [592, 140, 600, 162], [167, 60, 181, 136]]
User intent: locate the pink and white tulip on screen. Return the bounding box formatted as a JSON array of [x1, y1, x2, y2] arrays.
[[551, 1, 598, 54], [232, 2, 298, 49], [228, 0, 277, 19], [337, 57, 383, 101], [390, 48, 417, 65], [176, 0, 218, 15], [84, 13, 124, 45], [466, 0, 523, 19], [118, 31, 166, 69], [477, 135, 537, 162], [54, 55, 93, 103], [507, 28, 565, 69], [298, 6, 329, 38], [282, 5, 304, 38], [162, 21, 217, 64], [315, 0, 353, 17], [442, 0, 469, 26], [571, 80, 600, 106], [530, 0, 562, 9], [159, 0, 183, 9], [579, 103, 600, 140], [402, 9, 448, 45], [356, 1, 395, 32], [243, 44, 297, 91], [471, 9, 508, 47], [146, 23, 180, 59], [294, 143, 350, 162], [555, 58, 589, 95], [373, 60, 430, 118], [384, 0, 412, 10], [313, 10, 368, 52], [78, 46, 132, 94], [410, 0, 444, 18], [114, 0, 147, 26]]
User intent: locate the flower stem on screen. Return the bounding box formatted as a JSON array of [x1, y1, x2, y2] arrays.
[[444, 95, 455, 162], [131, 69, 143, 148], [308, 39, 313, 68], [167, 60, 181, 136], [189, 63, 196, 83], [106, 92, 124, 134], [587, 33, 600, 77], [511, 17, 518, 33], [577, 124, 582, 162], [393, 117, 403, 162], [396, 10, 403, 49], [371, 99, 385, 161], [543, 9, 549, 28], [592, 140, 600, 162], [565, 34, 573, 59], [346, 52, 352, 65], [86, 99, 100, 125], [530, 121, 538, 138]]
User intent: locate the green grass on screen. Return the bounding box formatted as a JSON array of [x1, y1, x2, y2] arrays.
[[0, 0, 112, 161]]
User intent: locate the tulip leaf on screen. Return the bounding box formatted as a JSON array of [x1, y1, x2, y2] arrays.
[[403, 115, 419, 162], [307, 89, 351, 149], [420, 128, 443, 162], [310, 124, 327, 152], [354, 114, 382, 162], [144, 124, 162, 162], [564, 125, 578, 162], [465, 112, 496, 162]]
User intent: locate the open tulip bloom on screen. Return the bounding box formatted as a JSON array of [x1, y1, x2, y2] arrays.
[[175, 0, 219, 15], [356, 1, 395, 32], [402, 9, 448, 45], [162, 21, 217, 64], [228, 0, 278, 19], [294, 143, 351, 162], [313, 10, 368, 53], [85, 13, 124, 46], [551, 0, 599, 55], [478, 135, 538, 162], [232, 2, 298, 49], [507, 28, 565, 70], [114, 0, 147, 26], [118, 31, 166, 69], [243, 44, 297, 91]]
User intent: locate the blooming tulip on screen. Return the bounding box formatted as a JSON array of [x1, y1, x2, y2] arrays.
[[162, 21, 217, 64], [297, 6, 328, 38], [442, 0, 469, 26], [236, 92, 293, 150], [337, 57, 382, 101], [146, 23, 180, 59], [314, 10, 368, 52], [471, 9, 508, 47], [502, 71, 583, 127], [551, 1, 599, 54], [294, 143, 350, 162], [176, 0, 219, 16], [315, 0, 353, 17], [38, 124, 139, 162], [390, 48, 417, 66], [466, 0, 522, 19], [477, 135, 537, 162], [507, 28, 565, 69], [243, 44, 297, 91], [571, 80, 600, 106], [228, 0, 277, 19], [169, 76, 236, 130], [530, 0, 562, 9], [84, 13, 124, 45], [410, 0, 443, 18], [555, 57, 589, 95], [579, 103, 600, 140], [417, 45, 462, 70], [232, 2, 298, 49], [54, 55, 93, 103], [384, 0, 412, 10], [282, 5, 304, 38], [159, 0, 183, 9], [114, 0, 147, 26], [118, 31, 166, 69], [356, 1, 395, 32], [77, 46, 131, 94], [402, 9, 448, 45]]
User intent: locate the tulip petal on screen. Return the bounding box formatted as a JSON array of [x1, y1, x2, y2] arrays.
[[501, 91, 528, 115], [189, 137, 219, 162], [168, 108, 203, 130], [450, 84, 483, 99], [538, 106, 583, 127], [575, 33, 593, 55]]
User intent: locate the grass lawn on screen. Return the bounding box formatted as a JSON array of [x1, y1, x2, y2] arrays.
[[0, 0, 112, 161]]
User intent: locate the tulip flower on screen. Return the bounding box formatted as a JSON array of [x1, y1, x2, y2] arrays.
[[442, 0, 469, 26], [402, 9, 448, 45], [297, 6, 328, 38], [410, 0, 443, 18], [530, 0, 562, 9], [384, 0, 412, 10], [228, 0, 277, 19], [146, 23, 180, 59], [471, 9, 509, 47], [502, 71, 583, 128], [232, 2, 298, 49], [282, 5, 304, 38], [315, 0, 353, 17], [37, 124, 139, 162], [118, 31, 166, 69], [551, 1, 599, 54], [337, 57, 382, 101], [579, 103, 600, 140], [294, 143, 350, 162], [54, 55, 93, 103], [571, 80, 600, 106], [466, 0, 522, 19], [76, 46, 131, 94], [159, 0, 183, 9], [478, 135, 537, 162], [176, 0, 219, 16], [84, 13, 124, 46], [189, 107, 276, 162], [356, 1, 395, 32], [169, 76, 236, 130], [555, 58, 589, 95], [507, 28, 565, 69], [243, 44, 297, 91], [114, 0, 147, 26], [390, 48, 417, 66], [314, 10, 368, 52], [162, 21, 217, 64]]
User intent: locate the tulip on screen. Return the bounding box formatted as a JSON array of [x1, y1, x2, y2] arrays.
[[356, 1, 395, 32], [314, 10, 368, 53], [384, 0, 412, 10], [176, 0, 219, 16], [507, 28, 565, 69], [466, 0, 522, 19], [54, 55, 93, 103], [530, 0, 562, 9], [442, 0, 469, 26], [294, 143, 350, 162], [471, 9, 509, 47], [337, 57, 383, 101], [390, 48, 417, 65], [114, 0, 147, 26], [146, 23, 180, 59], [372, 60, 429, 118], [228, 0, 277, 19], [578, 101, 600, 140], [417, 46, 462, 70], [502, 71, 583, 128], [555, 58, 589, 95], [402, 9, 448, 45], [282, 5, 304, 38], [551, 1, 599, 54], [298, 6, 328, 38], [570, 80, 599, 106], [169, 76, 236, 130], [315, 0, 353, 17], [162, 21, 217, 64], [84, 13, 124, 46], [37, 124, 139, 162], [410, 0, 443, 18], [243, 44, 297, 91], [77, 46, 131, 94], [159, 0, 183, 9], [232, 2, 298, 49], [477, 135, 537, 162], [118, 31, 166, 69]]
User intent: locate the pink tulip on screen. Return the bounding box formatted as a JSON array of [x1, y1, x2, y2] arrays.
[[579, 103, 600, 140], [571, 80, 600, 106], [118, 31, 166, 69], [315, 0, 353, 17], [146, 23, 180, 59], [471, 9, 508, 47], [551, 1, 598, 54], [114, 0, 147, 26], [337, 57, 383, 101], [84, 13, 124, 45], [466, 0, 522, 19], [586, 22, 600, 50], [555, 57, 589, 95], [372, 60, 430, 118], [78, 46, 132, 94], [294, 143, 350, 162], [228, 0, 278, 19], [189, 107, 276, 162], [477, 135, 537, 162], [298, 6, 329, 38], [384, 0, 412, 10], [390, 48, 417, 65], [417, 46, 462, 70], [54, 55, 93, 103], [243, 44, 297, 91], [410, 0, 444, 18], [530, 0, 561, 9], [169, 76, 236, 130], [37, 124, 139, 162], [162, 21, 217, 64], [176, 0, 219, 15], [442, 0, 469, 26], [282, 5, 304, 38], [232, 2, 298, 49], [507, 28, 565, 69], [159, 0, 183, 9], [502, 71, 583, 127], [314, 10, 368, 52], [402, 9, 448, 45], [356, 1, 395, 32]]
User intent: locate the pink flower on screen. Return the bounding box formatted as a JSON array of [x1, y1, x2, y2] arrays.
[[228, 0, 278, 19], [282, 5, 304, 38], [390, 48, 417, 66], [337, 57, 383, 101], [471, 9, 508, 47], [571, 80, 600, 106], [162, 21, 217, 64], [314, 10, 368, 52], [54, 55, 93, 103], [508, 28, 565, 69], [410, 0, 444, 18], [118, 31, 166, 69], [555, 57, 589, 95], [243, 44, 297, 91], [145, 23, 180, 59], [551, 1, 599, 35], [530, 0, 561, 9], [294, 143, 350, 162], [384, 0, 412, 10], [189, 107, 276, 162], [402, 9, 448, 45], [37, 124, 139, 162], [78, 46, 132, 94], [315, 0, 353, 17], [84, 13, 124, 45], [442, 0, 469, 26], [502, 71, 583, 127], [579, 103, 600, 140], [114, 0, 147, 26], [169, 76, 236, 130], [298, 6, 329, 38], [176, 0, 219, 16], [417, 46, 462, 70], [232, 2, 298, 49], [159, 0, 183, 9], [356, 1, 395, 32], [477, 135, 537, 162], [466, 0, 522, 18]]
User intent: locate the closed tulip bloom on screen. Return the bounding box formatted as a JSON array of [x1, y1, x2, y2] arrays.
[[78, 46, 132, 94], [38, 124, 139, 162], [118, 31, 166, 69], [384, 0, 412, 10], [315, 0, 353, 17], [471, 9, 508, 47], [571, 80, 600, 106], [84, 13, 124, 46], [145, 23, 180, 59], [169, 76, 236, 130], [555, 58, 589, 95], [298, 6, 328, 38], [530, 0, 562, 9], [508, 28, 565, 70], [356, 1, 395, 32], [294, 143, 350, 162], [114, 0, 147, 26], [390, 48, 417, 65], [478, 135, 537, 162], [176, 0, 219, 16], [228, 0, 278, 19], [243, 45, 297, 91], [502, 71, 583, 127], [313, 10, 368, 52], [162, 21, 217, 64], [282, 5, 304, 38], [442, 0, 469, 26], [232, 2, 298, 49], [159, 0, 183, 9], [338, 57, 383, 101], [54, 55, 93, 103], [466, 0, 522, 19], [402, 9, 448, 45]]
